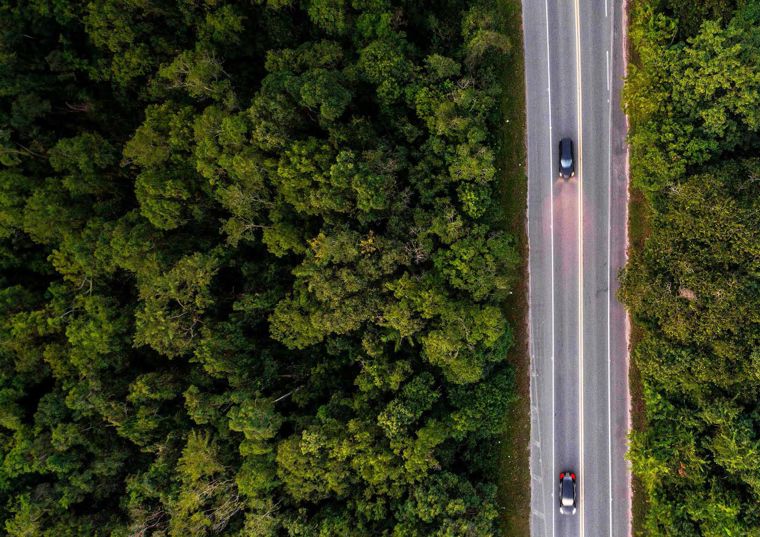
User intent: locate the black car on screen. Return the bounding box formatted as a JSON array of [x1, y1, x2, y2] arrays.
[[559, 138, 575, 178], [559, 472, 577, 515]]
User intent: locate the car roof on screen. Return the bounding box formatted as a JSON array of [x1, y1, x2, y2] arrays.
[[561, 476, 574, 504]]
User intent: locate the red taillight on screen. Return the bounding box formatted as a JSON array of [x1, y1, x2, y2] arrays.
[[559, 473, 564, 479], [571, 473, 576, 480]]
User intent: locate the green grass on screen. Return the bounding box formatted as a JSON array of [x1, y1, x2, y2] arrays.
[[627, 183, 651, 254], [627, 185, 650, 537], [493, 0, 530, 535]]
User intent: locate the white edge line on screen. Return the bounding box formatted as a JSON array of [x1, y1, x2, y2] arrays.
[[574, 0, 584, 535], [607, 3, 615, 536], [543, 0, 556, 535]]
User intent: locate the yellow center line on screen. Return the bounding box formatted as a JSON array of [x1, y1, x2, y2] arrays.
[[574, 0, 585, 535]]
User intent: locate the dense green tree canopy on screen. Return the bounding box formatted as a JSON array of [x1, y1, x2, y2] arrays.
[[0, 0, 520, 534], [623, 1, 760, 534]]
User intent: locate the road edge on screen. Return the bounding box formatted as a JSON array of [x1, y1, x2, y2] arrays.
[[622, 1, 651, 533], [619, 0, 641, 535], [494, 0, 531, 535]]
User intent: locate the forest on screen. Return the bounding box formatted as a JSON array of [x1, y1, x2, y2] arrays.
[[622, 0, 760, 534], [0, 0, 521, 535]]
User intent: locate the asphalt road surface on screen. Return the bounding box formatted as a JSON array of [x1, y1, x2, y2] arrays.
[[522, 1, 630, 536]]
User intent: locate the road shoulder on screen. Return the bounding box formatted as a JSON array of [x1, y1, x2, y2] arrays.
[[494, 0, 530, 535]]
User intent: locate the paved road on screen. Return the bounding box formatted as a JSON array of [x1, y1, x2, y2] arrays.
[[523, 1, 630, 536]]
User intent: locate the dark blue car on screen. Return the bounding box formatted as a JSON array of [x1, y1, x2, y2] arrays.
[[559, 138, 575, 179]]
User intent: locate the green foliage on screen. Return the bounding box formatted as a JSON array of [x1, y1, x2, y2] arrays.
[[158, 49, 235, 105], [625, 2, 760, 192], [0, 0, 519, 534], [661, 0, 739, 39], [434, 225, 518, 301], [623, 2, 760, 533], [170, 431, 243, 536], [49, 133, 118, 196], [134, 251, 220, 358]]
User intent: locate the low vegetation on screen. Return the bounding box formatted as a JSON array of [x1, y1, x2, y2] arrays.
[[622, 0, 760, 534]]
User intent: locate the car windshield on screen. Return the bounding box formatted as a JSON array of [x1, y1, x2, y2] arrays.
[[561, 157, 572, 167]]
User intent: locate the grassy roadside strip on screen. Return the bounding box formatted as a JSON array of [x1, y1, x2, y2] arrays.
[[624, 3, 649, 533], [493, 0, 529, 535], [626, 186, 650, 537]]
